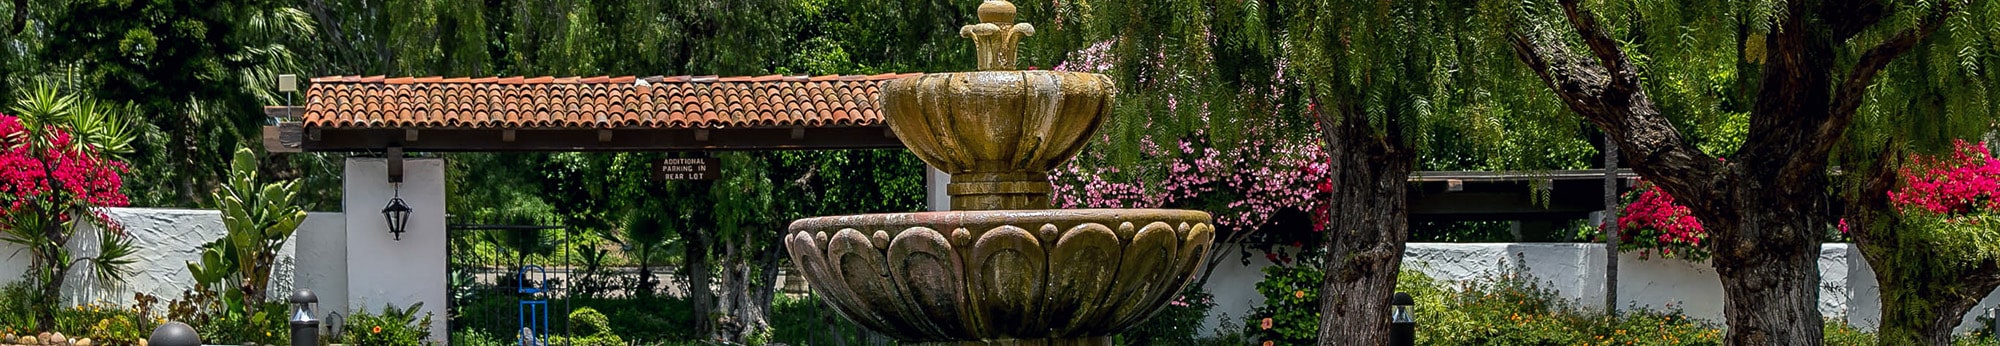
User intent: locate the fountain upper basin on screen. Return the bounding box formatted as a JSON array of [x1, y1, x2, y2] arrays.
[[882, 71, 1116, 211]]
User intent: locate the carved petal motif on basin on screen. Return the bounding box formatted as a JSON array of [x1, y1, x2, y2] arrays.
[[785, 209, 1215, 342]]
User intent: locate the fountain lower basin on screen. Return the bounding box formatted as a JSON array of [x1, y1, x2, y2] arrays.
[[785, 209, 1214, 345]]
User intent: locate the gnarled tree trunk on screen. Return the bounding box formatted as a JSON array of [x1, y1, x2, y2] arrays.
[[1711, 189, 1827, 344], [1506, 0, 1949, 343], [1313, 104, 1412, 346], [684, 228, 715, 340], [716, 239, 746, 342], [752, 240, 782, 322], [1867, 248, 2000, 345]]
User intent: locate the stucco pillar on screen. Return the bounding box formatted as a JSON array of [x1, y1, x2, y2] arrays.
[[343, 157, 447, 343]]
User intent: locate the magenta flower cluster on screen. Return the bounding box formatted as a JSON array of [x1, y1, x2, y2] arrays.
[[1889, 140, 2000, 216], [1613, 180, 1709, 260], [0, 113, 130, 227], [1050, 129, 1329, 235]]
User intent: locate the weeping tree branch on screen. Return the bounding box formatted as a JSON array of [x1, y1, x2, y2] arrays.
[[1818, 8, 1951, 160], [1846, 143, 1903, 246], [1557, 0, 1641, 94], [1507, 0, 1726, 218]]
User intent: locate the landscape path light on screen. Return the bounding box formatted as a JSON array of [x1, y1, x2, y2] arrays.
[[290, 289, 320, 346], [1392, 291, 1415, 346]]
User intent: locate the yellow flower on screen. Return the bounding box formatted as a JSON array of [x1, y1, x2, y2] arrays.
[[1294, 290, 1306, 299]]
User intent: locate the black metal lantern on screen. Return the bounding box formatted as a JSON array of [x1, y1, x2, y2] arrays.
[[382, 185, 412, 241], [382, 147, 413, 241]]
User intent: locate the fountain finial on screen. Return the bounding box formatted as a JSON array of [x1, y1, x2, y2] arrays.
[[961, 0, 1035, 71]]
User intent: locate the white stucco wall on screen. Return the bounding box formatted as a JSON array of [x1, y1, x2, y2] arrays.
[[343, 157, 448, 343], [1199, 243, 2000, 335], [0, 208, 342, 308], [294, 211, 350, 321]]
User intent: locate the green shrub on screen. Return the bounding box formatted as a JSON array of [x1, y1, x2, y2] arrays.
[[0, 283, 34, 331], [1824, 320, 2000, 346], [1410, 268, 1723, 345], [769, 294, 872, 346], [1245, 263, 1322, 345], [1824, 321, 1877, 346], [448, 289, 517, 339], [575, 296, 693, 342], [180, 294, 290, 345], [58, 301, 153, 344], [1192, 312, 1251, 346], [1118, 285, 1217, 345], [451, 329, 506, 346], [1243, 263, 1724, 345], [567, 307, 612, 337], [550, 333, 626, 346], [345, 303, 434, 345], [1958, 336, 2000, 346]]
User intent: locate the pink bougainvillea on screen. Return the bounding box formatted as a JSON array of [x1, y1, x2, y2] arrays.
[[0, 113, 130, 228], [1889, 140, 2000, 216], [1050, 129, 1329, 234], [1610, 180, 1710, 261], [1051, 40, 1330, 263]]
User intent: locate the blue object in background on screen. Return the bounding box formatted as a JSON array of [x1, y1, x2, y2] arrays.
[[519, 265, 550, 346]]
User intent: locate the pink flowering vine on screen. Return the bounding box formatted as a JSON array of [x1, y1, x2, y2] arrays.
[[1051, 39, 1329, 263], [1889, 140, 2000, 216], [1609, 180, 1710, 261], [1051, 129, 1328, 234]]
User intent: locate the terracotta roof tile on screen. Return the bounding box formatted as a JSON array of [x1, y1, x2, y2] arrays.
[[300, 74, 915, 129]]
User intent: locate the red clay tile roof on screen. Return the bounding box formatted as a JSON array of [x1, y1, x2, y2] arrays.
[[301, 73, 923, 129]]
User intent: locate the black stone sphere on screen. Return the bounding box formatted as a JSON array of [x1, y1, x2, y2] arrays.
[[149, 322, 202, 346]]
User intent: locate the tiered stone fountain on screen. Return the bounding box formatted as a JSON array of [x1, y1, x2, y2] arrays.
[[783, 1, 1216, 345]]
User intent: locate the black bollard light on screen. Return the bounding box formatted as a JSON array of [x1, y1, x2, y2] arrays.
[[150, 322, 202, 346], [1989, 306, 1999, 341], [290, 289, 321, 346], [1390, 292, 1415, 346]]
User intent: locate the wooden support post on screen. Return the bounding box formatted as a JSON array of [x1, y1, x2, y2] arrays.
[[386, 147, 405, 183]]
